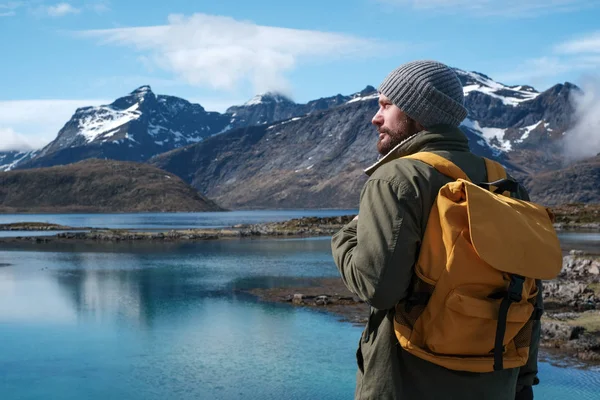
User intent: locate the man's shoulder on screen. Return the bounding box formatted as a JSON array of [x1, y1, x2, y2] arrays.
[[368, 157, 438, 186]]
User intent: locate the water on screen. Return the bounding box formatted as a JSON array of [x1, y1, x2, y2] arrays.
[[1, 213, 599, 399]]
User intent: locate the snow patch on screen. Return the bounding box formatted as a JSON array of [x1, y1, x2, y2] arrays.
[[458, 70, 539, 106], [347, 93, 379, 104], [78, 103, 141, 143], [516, 121, 543, 143], [462, 118, 511, 153]]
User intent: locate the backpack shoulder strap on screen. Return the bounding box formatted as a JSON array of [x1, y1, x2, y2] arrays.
[[403, 152, 470, 182], [483, 158, 512, 196], [483, 158, 507, 181]]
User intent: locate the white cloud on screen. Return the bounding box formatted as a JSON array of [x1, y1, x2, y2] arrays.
[[78, 13, 392, 94], [0, 11, 15, 16], [45, 2, 80, 17], [555, 31, 600, 54], [378, 0, 599, 16], [0, 128, 35, 151], [0, 99, 106, 151], [564, 77, 600, 161]]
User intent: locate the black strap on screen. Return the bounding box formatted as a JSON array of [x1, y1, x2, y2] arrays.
[[479, 178, 520, 195], [493, 275, 525, 371], [404, 292, 431, 312]]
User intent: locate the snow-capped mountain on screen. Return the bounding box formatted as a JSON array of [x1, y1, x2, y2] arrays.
[[0, 150, 39, 171], [455, 69, 576, 160], [150, 72, 579, 209], [17, 86, 232, 170], [224, 86, 377, 130]]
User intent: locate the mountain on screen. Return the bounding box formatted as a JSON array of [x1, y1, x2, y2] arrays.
[[150, 92, 525, 209], [0, 159, 222, 213], [149, 72, 581, 209], [16, 86, 232, 170], [0, 150, 39, 171], [225, 86, 377, 129], [8, 85, 377, 172], [6, 68, 589, 209]]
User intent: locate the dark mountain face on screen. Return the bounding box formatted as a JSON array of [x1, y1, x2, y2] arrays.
[[17, 86, 232, 169], [150, 95, 521, 209], [524, 155, 600, 206]]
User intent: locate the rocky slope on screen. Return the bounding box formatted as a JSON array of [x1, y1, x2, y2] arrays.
[[0, 159, 222, 212], [524, 155, 600, 206]]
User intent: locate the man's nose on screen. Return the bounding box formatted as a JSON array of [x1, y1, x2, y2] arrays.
[[372, 111, 383, 127]]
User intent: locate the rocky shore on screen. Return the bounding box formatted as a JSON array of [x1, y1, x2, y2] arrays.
[[552, 203, 600, 231], [0, 216, 355, 243], [0, 222, 85, 231], [246, 252, 600, 364]]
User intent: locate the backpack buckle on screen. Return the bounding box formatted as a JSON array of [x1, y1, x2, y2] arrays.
[[508, 275, 525, 302]]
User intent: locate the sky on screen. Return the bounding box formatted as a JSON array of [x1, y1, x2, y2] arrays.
[[1, 0, 600, 151]]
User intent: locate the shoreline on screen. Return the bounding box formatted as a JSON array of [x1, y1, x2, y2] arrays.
[[0, 216, 355, 243], [0, 215, 598, 244], [241, 252, 600, 365]]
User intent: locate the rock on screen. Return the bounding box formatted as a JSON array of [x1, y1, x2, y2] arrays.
[[315, 295, 330, 306], [292, 294, 305, 305], [541, 321, 584, 342]]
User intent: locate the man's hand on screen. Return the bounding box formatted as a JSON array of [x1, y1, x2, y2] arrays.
[[353, 215, 359, 221]]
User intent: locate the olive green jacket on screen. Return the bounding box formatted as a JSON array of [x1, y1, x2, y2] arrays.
[[331, 125, 542, 400]]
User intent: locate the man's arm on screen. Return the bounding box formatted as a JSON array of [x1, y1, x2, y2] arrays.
[[331, 176, 421, 310]]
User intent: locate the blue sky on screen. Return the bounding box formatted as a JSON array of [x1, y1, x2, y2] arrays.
[[2, 0, 600, 150]]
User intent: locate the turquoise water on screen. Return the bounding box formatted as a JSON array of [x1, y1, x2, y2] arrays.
[[1, 213, 599, 399]]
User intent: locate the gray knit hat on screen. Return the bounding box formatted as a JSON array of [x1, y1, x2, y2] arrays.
[[378, 60, 468, 128]]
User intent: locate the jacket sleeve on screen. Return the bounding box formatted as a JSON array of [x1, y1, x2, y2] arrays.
[[331, 176, 422, 310]]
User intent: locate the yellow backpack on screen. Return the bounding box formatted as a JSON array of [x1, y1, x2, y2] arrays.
[[394, 152, 563, 373]]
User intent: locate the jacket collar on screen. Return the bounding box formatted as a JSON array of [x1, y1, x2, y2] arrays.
[[364, 124, 470, 176]]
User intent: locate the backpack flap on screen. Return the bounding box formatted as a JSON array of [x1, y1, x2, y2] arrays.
[[464, 181, 563, 280]]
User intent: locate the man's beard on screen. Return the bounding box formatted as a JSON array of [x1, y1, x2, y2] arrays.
[[377, 127, 418, 156]]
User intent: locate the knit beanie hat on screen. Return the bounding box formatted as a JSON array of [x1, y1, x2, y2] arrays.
[[378, 60, 468, 128]]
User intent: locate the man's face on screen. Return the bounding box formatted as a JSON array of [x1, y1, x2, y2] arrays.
[[372, 94, 421, 156]]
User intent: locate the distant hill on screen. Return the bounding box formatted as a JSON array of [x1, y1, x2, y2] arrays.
[[525, 155, 600, 206], [0, 159, 223, 213]]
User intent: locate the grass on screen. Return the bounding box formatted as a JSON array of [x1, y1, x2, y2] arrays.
[[588, 283, 600, 296], [566, 311, 600, 333]]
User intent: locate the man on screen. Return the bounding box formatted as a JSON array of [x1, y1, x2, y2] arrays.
[[331, 60, 541, 400]]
